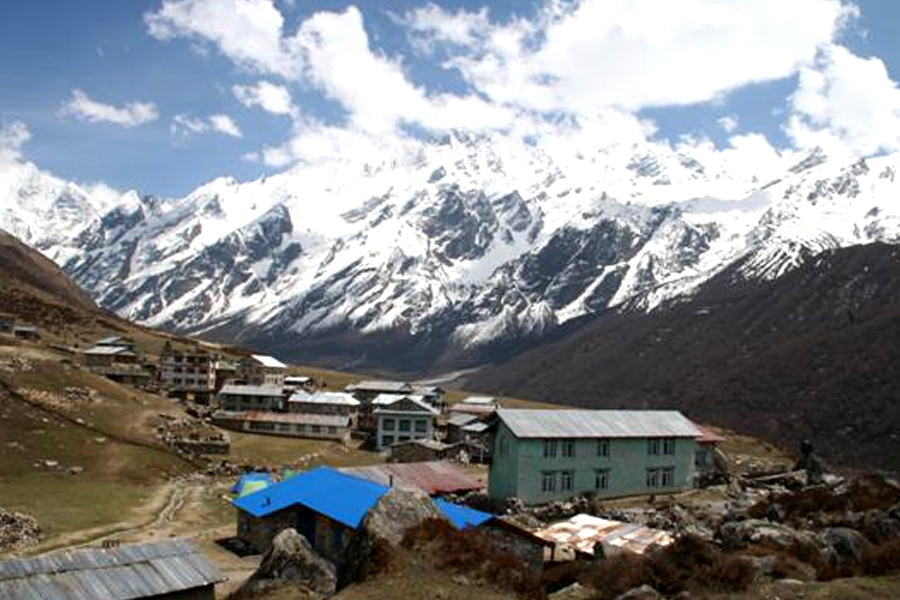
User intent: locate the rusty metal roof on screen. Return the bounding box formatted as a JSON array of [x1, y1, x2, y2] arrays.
[[497, 409, 702, 439], [339, 461, 485, 496], [535, 514, 672, 557], [0, 538, 224, 600]]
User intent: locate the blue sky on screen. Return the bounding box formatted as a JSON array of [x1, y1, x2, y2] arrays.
[[1, 0, 899, 197]]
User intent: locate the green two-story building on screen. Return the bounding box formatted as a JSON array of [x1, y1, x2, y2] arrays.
[[488, 409, 704, 505]]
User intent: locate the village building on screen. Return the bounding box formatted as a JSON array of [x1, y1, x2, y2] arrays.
[[212, 410, 352, 441], [284, 375, 314, 394], [480, 516, 555, 572], [12, 324, 39, 341], [347, 380, 415, 431], [447, 413, 492, 457], [287, 390, 359, 427], [449, 400, 497, 419], [83, 344, 139, 367], [0, 537, 224, 600], [339, 460, 484, 495], [694, 425, 727, 478], [159, 344, 217, 402], [238, 354, 287, 387], [373, 394, 439, 451], [214, 359, 238, 390], [94, 335, 136, 351], [387, 439, 477, 464], [412, 385, 446, 410], [0, 312, 14, 335], [488, 409, 704, 505], [95, 363, 154, 388], [232, 466, 491, 560], [217, 383, 285, 412]]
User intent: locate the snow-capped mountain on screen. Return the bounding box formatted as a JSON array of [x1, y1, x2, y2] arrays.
[[3, 133, 900, 372]]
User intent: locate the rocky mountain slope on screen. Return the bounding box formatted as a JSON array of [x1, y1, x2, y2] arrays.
[[3, 135, 900, 372], [468, 242, 900, 472]]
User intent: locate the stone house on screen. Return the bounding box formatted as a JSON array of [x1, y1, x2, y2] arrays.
[[212, 410, 351, 441], [287, 391, 360, 427], [217, 383, 285, 412], [238, 354, 287, 387], [159, 344, 217, 403], [232, 467, 491, 563], [488, 409, 704, 505], [373, 394, 439, 451]]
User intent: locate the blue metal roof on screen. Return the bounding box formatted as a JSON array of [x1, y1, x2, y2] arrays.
[[232, 466, 490, 530]]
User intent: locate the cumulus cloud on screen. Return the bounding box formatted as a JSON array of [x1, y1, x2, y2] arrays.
[[233, 81, 297, 116], [0, 121, 31, 163], [787, 44, 900, 155], [171, 113, 242, 138], [146, 0, 301, 78], [718, 115, 739, 134], [60, 89, 159, 127], [147, 0, 877, 169]]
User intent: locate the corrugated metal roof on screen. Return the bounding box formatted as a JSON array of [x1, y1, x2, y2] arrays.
[[213, 410, 350, 427], [232, 466, 490, 529], [339, 461, 484, 495], [288, 391, 359, 406], [497, 409, 702, 439], [0, 538, 224, 600], [461, 396, 497, 406], [372, 395, 438, 415], [448, 413, 479, 427], [83, 346, 135, 356], [218, 384, 284, 396], [535, 514, 672, 557], [449, 404, 496, 415], [250, 354, 286, 369], [348, 380, 413, 393]]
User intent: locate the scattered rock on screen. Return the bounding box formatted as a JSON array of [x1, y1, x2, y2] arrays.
[[613, 584, 661, 600], [550, 582, 592, 599], [0, 508, 41, 551], [820, 527, 867, 564], [68, 466, 84, 475], [238, 528, 337, 597]]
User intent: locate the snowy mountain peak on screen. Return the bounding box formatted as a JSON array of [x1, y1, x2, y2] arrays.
[[3, 135, 900, 371]]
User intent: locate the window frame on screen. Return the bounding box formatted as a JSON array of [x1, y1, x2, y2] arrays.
[[596, 439, 610, 457], [543, 439, 558, 458], [561, 439, 576, 458], [594, 468, 610, 490], [541, 471, 557, 493], [646, 467, 660, 488], [560, 470, 574, 492]]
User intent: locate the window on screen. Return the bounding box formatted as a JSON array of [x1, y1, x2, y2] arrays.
[[312, 425, 321, 433], [594, 469, 609, 490], [646, 468, 660, 488], [648, 439, 661, 456], [543, 440, 558, 458], [399, 420, 411, 432], [596, 439, 609, 457], [383, 418, 396, 431], [327, 426, 337, 434], [562, 439, 575, 458], [381, 435, 394, 447], [560, 470, 574, 492], [414, 420, 428, 433], [695, 449, 709, 468], [541, 471, 557, 493], [661, 467, 675, 487], [663, 438, 676, 455]]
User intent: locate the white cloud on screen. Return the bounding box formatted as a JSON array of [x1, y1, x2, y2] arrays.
[[0, 121, 31, 163], [146, 0, 301, 78], [787, 44, 900, 155], [718, 115, 739, 134], [401, 3, 490, 52], [233, 81, 297, 116], [438, 0, 856, 114], [60, 89, 158, 127], [148, 0, 872, 169], [171, 113, 242, 138], [210, 114, 242, 137]]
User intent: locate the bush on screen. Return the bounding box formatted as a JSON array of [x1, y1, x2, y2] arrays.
[[402, 518, 545, 600], [862, 538, 900, 576]]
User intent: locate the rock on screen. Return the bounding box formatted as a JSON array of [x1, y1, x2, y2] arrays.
[[239, 528, 337, 596], [68, 466, 84, 475], [748, 555, 778, 579], [451, 575, 471, 586], [719, 519, 820, 556], [550, 582, 593, 599], [0, 508, 41, 551], [339, 487, 448, 586], [613, 584, 661, 600], [820, 527, 867, 564], [775, 578, 806, 588]]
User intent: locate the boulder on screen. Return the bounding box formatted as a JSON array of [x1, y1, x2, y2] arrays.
[[239, 528, 337, 597], [549, 582, 593, 600], [719, 519, 825, 563], [613, 584, 662, 600], [339, 487, 449, 586], [820, 527, 868, 564]]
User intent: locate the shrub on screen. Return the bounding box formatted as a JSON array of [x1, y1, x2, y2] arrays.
[[402, 518, 545, 600]]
